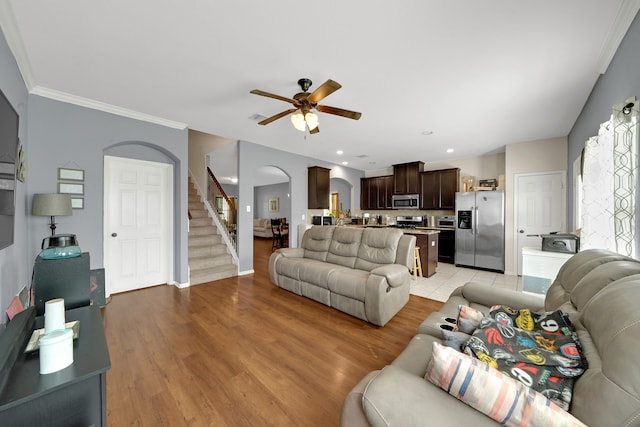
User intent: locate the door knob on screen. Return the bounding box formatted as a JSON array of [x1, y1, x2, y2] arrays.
[[111, 233, 117, 237], [519, 230, 524, 233]]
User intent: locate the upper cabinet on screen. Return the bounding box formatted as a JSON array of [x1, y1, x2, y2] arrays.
[[420, 168, 460, 210], [308, 166, 331, 209], [360, 175, 393, 210], [393, 161, 424, 195]]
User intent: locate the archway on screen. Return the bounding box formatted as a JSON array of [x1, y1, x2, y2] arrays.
[[253, 165, 291, 247]]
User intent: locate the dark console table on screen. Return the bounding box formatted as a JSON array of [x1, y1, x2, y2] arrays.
[[0, 305, 111, 426]]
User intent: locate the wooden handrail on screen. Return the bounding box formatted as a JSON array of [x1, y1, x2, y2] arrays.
[[207, 166, 237, 221], [207, 167, 230, 202]]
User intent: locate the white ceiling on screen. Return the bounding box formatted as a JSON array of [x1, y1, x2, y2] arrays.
[[2, 1, 638, 172]]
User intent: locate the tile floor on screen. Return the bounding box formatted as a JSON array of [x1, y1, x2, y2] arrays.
[[410, 263, 523, 302]]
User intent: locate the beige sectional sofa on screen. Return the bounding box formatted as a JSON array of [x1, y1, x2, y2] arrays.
[[268, 226, 416, 326], [253, 218, 273, 238], [341, 249, 640, 426]]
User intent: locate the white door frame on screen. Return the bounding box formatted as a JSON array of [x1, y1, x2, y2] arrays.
[[103, 155, 174, 296], [513, 170, 566, 276]]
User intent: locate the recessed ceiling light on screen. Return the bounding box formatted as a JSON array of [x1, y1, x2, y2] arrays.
[[336, 150, 344, 155], [421, 131, 434, 136], [446, 148, 454, 153], [341, 161, 348, 165]]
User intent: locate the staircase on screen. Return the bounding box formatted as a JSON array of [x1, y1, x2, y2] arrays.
[[188, 180, 237, 285]]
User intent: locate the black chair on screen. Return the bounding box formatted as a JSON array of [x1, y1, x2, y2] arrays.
[[271, 219, 283, 251]]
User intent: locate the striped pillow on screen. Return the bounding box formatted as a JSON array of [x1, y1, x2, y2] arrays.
[[425, 342, 587, 427]]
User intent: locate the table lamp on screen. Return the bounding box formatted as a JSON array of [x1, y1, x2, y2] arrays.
[[32, 193, 72, 236]]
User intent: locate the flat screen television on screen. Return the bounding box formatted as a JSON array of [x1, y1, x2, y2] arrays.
[[0, 88, 19, 250]]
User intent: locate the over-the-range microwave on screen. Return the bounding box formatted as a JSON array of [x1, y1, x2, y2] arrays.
[[392, 194, 419, 209]]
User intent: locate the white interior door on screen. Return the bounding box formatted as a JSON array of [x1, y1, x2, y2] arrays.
[[104, 156, 173, 295], [514, 171, 566, 275]]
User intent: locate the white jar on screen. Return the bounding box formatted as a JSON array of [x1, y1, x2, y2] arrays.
[[39, 328, 73, 374]]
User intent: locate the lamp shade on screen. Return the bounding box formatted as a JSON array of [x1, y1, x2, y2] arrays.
[[291, 110, 306, 132], [305, 112, 319, 130], [32, 193, 73, 217]]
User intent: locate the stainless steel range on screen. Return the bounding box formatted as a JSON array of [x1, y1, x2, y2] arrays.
[[394, 216, 423, 229]]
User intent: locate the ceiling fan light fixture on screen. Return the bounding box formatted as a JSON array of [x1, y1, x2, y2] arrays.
[[305, 112, 319, 130], [291, 109, 306, 131]]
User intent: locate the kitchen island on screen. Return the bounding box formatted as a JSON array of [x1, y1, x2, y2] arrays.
[[403, 229, 438, 278]]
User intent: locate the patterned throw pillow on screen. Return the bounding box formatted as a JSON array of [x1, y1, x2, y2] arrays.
[[425, 342, 587, 427], [454, 305, 485, 334]]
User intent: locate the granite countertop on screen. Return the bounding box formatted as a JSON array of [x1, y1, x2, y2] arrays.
[[342, 224, 443, 235]]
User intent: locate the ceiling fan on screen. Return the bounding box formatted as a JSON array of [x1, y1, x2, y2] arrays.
[[250, 78, 362, 134]]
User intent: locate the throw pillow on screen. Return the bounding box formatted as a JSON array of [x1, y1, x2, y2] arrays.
[[454, 305, 485, 334], [425, 342, 587, 427]]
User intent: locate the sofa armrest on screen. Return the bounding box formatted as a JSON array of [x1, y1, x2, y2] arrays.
[[361, 365, 499, 427], [370, 264, 409, 288], [277, 247, 304, 258], [458, 281, 545, 311], [269, 248, 305, 285]]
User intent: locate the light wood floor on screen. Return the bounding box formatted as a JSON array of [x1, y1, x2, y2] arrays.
[[103, 238, 443, 426]]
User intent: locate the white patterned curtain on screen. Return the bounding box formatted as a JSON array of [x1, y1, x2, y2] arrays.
[[581, 99, 638, 257]]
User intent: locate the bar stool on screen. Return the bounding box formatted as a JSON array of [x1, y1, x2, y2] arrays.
[[413, 247, 423, 280]]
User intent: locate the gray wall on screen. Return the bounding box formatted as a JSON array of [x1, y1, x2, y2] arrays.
[[27, 96, 189, 286], [254, 182, 290, 220], [0, 24, 190, 320], [237, 140, 364, 273], [0, 27, 29, 324], [568, 11, 640, 228]]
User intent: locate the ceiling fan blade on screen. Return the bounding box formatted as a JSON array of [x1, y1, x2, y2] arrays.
[[309, 126, 320, 134], [316, 105, 362, 120], [257, 108, 298, 125], [250, 89, 298, 105], [307, 80, 342, 104]]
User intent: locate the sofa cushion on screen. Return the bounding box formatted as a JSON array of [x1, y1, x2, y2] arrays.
[[355, 228, 403, 271], [302, 226, 335, 262], [326, 227, 364, 268], [570, 277, 640, 426], [426, 342, 587, 427], [299, 260, 339, 290], [544, 249, 634, 313], [568, 260, 640, 312], [327, 268, 369, 301]]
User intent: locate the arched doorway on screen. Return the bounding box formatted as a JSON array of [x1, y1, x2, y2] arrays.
[[253, 166, 291, 247]]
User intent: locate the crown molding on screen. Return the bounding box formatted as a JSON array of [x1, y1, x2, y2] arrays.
[[0, 1, 187, 130], [0, 0, 35, 90], [597, 0, 640, 73], [30, 86, 188, 130]]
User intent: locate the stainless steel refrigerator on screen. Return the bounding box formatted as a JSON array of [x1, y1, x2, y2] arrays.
[[455, 191, 505, 272]]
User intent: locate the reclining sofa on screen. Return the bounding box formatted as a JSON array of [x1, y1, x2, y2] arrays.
[[268, 226, 416, 326], [341, 249, 640, 426]]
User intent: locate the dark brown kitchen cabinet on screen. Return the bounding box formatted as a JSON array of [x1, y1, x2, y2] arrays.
[[308, 166, 331, 209], [360, 177, 373, 210], [393, 161, 424, 194], [439, 168, 459, 209], [360, 175, 393, 210], [420, 168, 460, 210], [376, 175, 393, 209]]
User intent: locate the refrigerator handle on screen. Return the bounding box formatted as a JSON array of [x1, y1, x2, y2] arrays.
[[474, 206, 479, 235]]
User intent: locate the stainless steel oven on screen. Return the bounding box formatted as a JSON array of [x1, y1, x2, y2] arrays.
[[437, 215, 456, 228], [391, 194, 419, 209]]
